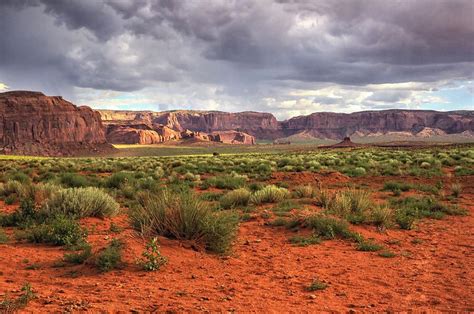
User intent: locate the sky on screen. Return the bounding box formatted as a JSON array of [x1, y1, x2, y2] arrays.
[[0, 0, 473, 120]]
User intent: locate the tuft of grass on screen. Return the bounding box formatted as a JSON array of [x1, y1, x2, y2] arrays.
[[64, 242, 92, 264], [451, 183, 462, 198], [0, 228, 8, 244], [220, 188, 251, 209], [131, 190, 239, 254], [306, 214, 360, 241], [202, 175, 246, 190], [43, 187, 120, 218], [357, 240, 383, 252], [96, 239, 123, 272], [289, 235, 321, 247], [59, 173, 90, 188], [0, 283, 36, 312], [378, 250, 396, 258], [293, 185, 316, 198], [250, 185, 290, 205], [306, 279, 328, 291]]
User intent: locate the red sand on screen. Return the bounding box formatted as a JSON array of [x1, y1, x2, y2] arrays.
[[1, 175, 473, 312]]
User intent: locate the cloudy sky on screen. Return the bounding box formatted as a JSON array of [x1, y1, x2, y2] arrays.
[[0, 0, 473, 119]]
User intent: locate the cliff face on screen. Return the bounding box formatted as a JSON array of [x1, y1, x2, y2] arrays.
[[0, 91, 112, 156], [281, 110, 474, 139], [99, 110, 280, 139], [99, 109, 474, 141]]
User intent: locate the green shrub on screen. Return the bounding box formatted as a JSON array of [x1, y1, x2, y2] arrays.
[[0, 228, 8, 244], [250, 185, 290, 205], [26, 215, 86, 246], [314, 187, 332, 208], [60, 173, 89, 188], [131, 190, 239, 254], [378, 250, 396, 258], [106, 172, 133, 189], [306, 279, 328, 291], [139, 237, 167, 271], [357, 240, 383, 252], [305, 215, 359, 241], [0, 283, 35, 312], [96, 239, 123, 272], [383, 181, 411, 193], [220, 188, 251, 209], [451, 183, 462, 198], [202, 175, 246, 190], [43, 187, 120, 218], [64, 243, 92, 264], [293, 185, 316, 198], [289, 235, 321, 246], [370, 205, 394, 230]]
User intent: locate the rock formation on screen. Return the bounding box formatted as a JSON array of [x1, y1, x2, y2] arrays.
[[0, 91, 113, 156], [209, 131, 256, 145], [98, 109, 473, 141]]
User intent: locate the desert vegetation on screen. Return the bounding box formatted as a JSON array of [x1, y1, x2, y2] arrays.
[[0, 145, 472, 311]]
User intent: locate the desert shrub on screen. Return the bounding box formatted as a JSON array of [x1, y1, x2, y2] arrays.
[[131, 190, 239, 254], [293, 185, 316, 198], [60, 173, 89, 188], [305, 215, 360, 241], [451, 183, 462, 198], [314, 187, 333, 208], [327, 189, 373, 224], [202, 175, 246, 190], [250, 185, 290, 205], [370, 205, 394, 230], [7, 171, 30, 184], [96, 239, 123, 272], [43, 187, 120, 218], [306, 279, 328, 291], [0, 180, 23, 197], [383, 181, 411, 193], [0, 228, 8, 244], [25, 215, 86, 246], [199, 192, 223, 202], [220, 188, 251, 209], [357, 240, 383, 252], [106, 172, 134, 189], [0, 283, 35, 312], [391, 196, 467, 229], [64, 243, 92, 264], [289, 235, 321, 247], [139, 237, 167, 271], [378, 250, 396, 258]]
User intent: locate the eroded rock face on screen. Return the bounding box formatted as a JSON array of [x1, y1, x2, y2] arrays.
[[99, 110, 279, 139], [281, 110, 474, 140], [99, 109, 473, 141], [209, 131, 256, 145], [0, 91, 112, 156]]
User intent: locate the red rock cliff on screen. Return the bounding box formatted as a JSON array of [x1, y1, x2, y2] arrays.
[[0, 91, 112, 156]]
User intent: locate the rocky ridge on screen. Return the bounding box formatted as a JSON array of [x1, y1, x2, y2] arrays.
[[0, 91, 113, 156]]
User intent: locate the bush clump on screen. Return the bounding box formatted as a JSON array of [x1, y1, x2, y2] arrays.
[[220, 188, 251, 209], [96, 239, 123, 272], [131, 190, 239, 254], [250, 185, 290, 205], [43, 187, 120, 218], [25, 215, 86, 246]]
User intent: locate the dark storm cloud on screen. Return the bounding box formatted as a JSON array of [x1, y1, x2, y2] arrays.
[[0, 0, 473, 109]]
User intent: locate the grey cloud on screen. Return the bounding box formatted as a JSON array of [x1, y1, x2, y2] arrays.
[[0, 0, 473, 114]]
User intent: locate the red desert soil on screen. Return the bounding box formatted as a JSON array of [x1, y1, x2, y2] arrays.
[[1, 175, 473, 312]]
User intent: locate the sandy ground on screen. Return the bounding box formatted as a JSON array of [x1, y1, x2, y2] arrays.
[[0, 173, 473, 312]]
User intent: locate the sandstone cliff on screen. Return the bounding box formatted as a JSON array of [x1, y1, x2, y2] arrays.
[[98, 109, 473, 141], [0, 91, 112, 156]]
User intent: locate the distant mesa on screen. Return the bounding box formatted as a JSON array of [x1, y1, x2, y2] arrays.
[[0, 91, 113, 156], [1, 90, 473, 157], [98, 108, 474, 142]]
